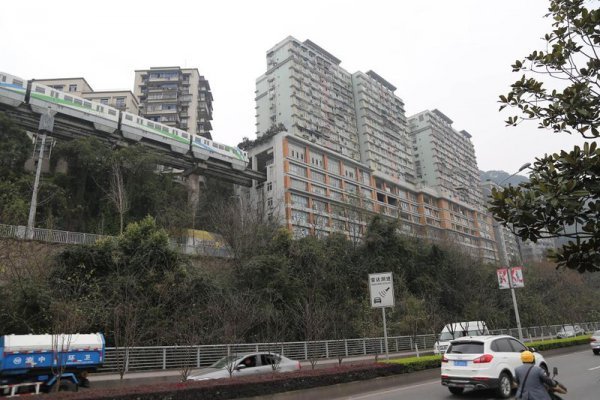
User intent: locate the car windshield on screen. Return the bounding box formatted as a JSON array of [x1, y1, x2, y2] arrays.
[[559, 326, 574, 332], [439, 329, 485, 342], [447, 342, 484, 354], [210, 355, 240, 368]]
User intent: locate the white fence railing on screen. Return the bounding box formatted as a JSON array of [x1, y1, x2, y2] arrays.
[[0, 224, 232, 258], [99, 321, 600, 373]]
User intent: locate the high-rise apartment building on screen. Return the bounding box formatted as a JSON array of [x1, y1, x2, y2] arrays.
[[246, 36, 498, 262], [134, 67, 213, 139]]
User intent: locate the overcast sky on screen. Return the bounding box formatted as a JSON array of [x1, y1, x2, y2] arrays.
[[1, 0, 591, 174]]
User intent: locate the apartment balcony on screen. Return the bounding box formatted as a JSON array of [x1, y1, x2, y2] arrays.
[[146, 94, 178, 102], [148, 75, 181, 83]]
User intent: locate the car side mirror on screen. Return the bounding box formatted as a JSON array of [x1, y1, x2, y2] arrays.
[[236, 364, 247, 370], [528, 347, 537, 353]]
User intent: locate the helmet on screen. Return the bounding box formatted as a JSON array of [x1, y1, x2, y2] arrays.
[[521, 350, 535, 363]]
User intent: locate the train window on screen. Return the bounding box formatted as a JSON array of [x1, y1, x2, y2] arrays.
[[35, 86, 45, 94], [14, 79, 23, 87], [74, 99, 83, 106], [108, 109, 117, 116], [204, 140, 209, 145], [64, 95, 73, 102], [147, 122, 154, 128], [83, 101, 92, 108], [182, 133, 188, 139], [50, 91, 59, 98], [1, 76, 5, 82], [125, 114, 133, 121]]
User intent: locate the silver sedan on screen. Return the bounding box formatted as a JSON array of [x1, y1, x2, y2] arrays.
[[188, 352, 301, 381]]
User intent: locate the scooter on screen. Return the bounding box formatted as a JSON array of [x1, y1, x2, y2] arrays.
[[547, 367, 568, 400]]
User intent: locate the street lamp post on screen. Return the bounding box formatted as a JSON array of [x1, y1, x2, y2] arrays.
[[26, 109, 55, 240], [495, 162, 530, 341], [508, 269, 524, 341]]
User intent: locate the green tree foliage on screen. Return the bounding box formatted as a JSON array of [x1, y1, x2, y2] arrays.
[[494, 0, 600, 272], [0, 112, 32, 178], [0, 112, 33, 224]]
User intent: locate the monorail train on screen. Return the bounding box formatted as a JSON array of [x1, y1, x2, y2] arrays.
[[0, 71, 248, 170]]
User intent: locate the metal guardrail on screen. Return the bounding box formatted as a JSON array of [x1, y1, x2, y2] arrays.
[[99, 321, 600, 373], [100, 334, 436, 373], [0, 224, 232, 258]]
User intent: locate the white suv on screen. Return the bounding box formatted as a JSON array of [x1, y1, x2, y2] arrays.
[[441, 335, 548, 398]]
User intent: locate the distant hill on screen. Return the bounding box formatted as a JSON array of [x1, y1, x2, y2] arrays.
[[480, 170, 529, 187]]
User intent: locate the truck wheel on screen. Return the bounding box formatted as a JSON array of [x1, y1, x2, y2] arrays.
[[448, 387, 464, 395], [497, 372, 512, 398]]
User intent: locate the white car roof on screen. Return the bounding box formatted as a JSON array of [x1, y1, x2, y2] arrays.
[[450, 334, 514, 343]]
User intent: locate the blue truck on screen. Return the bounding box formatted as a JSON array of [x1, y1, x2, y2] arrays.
[[0, 333, 105, 396]]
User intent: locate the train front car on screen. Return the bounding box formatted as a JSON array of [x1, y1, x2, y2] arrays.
[[215, 142, 249, 170], [0, 72, 27, 107], [120, 111, 190, 154], [28, 82, 119, 134]]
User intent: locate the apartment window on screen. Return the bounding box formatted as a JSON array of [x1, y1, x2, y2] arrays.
[[330, 191, 342, 201], [311, 171, 325, 184], [99, 98, 109, 105], [289, 144, 305, 161], [361, 188, 372, 199], [292, 210, 309, 223], [312, 199, 327, 212], [266, 182, 272, 191], [291, 179, 307, 191], [343, 164, 355, 179], [292, 226, 309, 239], [314, 215, 328, 227], [51, 85, 64, 91], [327, 158, 340, 175], [69, 84, 77, 92], [291, 194, 308, 208], [329, 177, 341, 189], [361, 171, 370, 185], [312, 185, 326, 196], [346, 183, 358, 194], [289, 163, 307, 177], [311, 152, 324, 168], [267, 198, 273, 208]]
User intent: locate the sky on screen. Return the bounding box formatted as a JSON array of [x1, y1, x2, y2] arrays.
[[1, 0, 591, 174]]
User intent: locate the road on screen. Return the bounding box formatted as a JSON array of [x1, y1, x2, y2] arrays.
[[242, 347, 599, 400]]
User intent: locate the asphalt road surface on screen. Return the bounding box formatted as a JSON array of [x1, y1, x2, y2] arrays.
[[88, 346, 599, 399], [242, 346, 599, 400]]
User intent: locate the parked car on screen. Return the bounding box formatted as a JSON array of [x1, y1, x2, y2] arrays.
[[441, 335, 547, 398], [590, 330, 600, 355], [187, 352, 301, 381], [556, 324, 585, 339], [433, 321, 489, 355]]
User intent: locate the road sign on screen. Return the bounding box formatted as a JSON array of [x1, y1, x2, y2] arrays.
[[496, 268, 510, 289], [510, 266, 525, 288], [497, 267, 525, 289], [368, 272, 394, 308]]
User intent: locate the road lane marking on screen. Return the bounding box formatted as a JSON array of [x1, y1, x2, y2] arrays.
[[588, 365, 600, 371], [346, 380, 439, 399]]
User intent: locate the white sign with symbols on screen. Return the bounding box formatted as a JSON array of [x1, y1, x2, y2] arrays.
[[368, 272, 394, 308]]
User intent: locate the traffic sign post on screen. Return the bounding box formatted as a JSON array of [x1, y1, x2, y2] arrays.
[[497, 266, 524, 340], [369, 272, 394, 359]]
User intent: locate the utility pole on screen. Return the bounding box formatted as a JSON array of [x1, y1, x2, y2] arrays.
[[26, 108, 55, 240]]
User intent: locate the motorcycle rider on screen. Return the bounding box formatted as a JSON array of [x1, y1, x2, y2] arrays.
[[514, 350, 557, 400]]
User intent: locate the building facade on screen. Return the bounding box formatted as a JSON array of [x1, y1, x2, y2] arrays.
[[32, 77, 93, 97], [134, 67, 213, 139], [247, 36, 498, 262], [82, 90, 140, 115]]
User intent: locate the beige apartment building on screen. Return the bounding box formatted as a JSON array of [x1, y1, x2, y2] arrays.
[[246, 36, 498, 262], [32, 77, 93, 97], [134, 67, 213, 139], [31, 77, 140, 114], [82, 90, 139, 115]]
